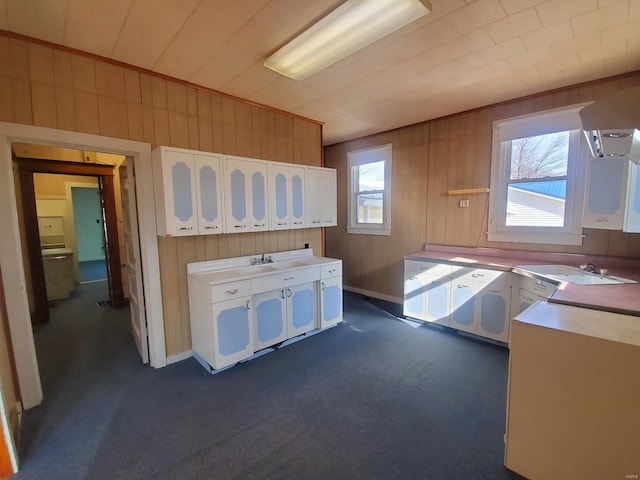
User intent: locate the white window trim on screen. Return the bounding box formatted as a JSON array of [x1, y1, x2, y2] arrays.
[[488, 105, 589, 246], [347, 143, 392, 236]]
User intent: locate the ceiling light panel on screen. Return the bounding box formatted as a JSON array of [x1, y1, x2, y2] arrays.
[[265, 0, 432, 81]]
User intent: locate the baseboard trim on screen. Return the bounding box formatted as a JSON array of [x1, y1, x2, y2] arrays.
[[166, 350, 193, 365], [343, 286, 402, 305]]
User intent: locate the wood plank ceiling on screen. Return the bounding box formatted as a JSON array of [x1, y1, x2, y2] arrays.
[[1, 0, 639, 145]]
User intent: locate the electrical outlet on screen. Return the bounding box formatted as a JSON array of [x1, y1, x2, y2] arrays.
[[459, 199, 470, 208]]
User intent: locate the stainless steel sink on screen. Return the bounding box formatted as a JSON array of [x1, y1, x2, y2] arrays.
[[515, 264, 637, 285]]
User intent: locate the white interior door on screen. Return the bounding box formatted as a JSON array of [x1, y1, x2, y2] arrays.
[[120, 158, 149, 363]]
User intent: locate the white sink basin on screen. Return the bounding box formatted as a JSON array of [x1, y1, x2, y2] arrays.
[[269, 261, 307, 270], [229, 264, 278, 275], [516, 264, 637, 285]]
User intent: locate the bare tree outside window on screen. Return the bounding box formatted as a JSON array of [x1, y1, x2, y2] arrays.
[[510, 132, 569, 180]]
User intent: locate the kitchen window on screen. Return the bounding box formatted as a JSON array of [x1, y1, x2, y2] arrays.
[[347, 144, 392, 235], [488, 105, 589, 245]]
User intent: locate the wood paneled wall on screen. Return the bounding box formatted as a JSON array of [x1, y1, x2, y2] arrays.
[[324, 72, 640, 302], [0, 35, 323, 358]]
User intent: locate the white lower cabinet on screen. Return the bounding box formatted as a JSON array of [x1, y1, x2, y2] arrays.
[[404, 259, 512, 342], [252, 289, 288, 350], [252, 281, 317, 350], [403, 260, 452, 326], [319, 263, 343, 328], [210, 297, 253, 369], [288, 282, 318, 336], [189, 255, 342, 372], [476, 282, 511, 342], [450, 267, 512, 342], [518, 288, 539, 314]]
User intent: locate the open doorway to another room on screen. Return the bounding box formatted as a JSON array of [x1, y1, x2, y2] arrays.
[[70, 184, 108, 285], [35, 173, 110, 307]]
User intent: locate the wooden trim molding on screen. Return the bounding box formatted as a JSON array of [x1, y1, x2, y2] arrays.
[[17, 170, 49, 324], [0, 29, 324, 128], [16, 158, 115, 176]]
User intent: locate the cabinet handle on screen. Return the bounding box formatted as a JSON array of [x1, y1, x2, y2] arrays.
[[286, 288, 292, 297], [234, 224, 246, 228], [226, 288, 238, 295], [245, 300, 250, 310], [284, 277, 294, 281], [204, 226, 218, 230], [596, 218, 608, 223], [280, 289, 286, 298], [457, 284, 469, 288], [254, 223, 265, 227], [178, 227, 193, 231], [328, 269, 335, 273], [471, 273, 484, 278], [312, 220, 320, 224], [321, 282, 326, 291]]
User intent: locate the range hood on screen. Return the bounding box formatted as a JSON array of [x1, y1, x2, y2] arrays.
[[579, 85, 640, 165]]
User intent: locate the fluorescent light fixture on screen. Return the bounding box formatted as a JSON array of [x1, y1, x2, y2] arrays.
[[264, 0, 432, 81]]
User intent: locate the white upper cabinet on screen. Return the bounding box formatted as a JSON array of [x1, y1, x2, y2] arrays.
[[583, 155, 628, 230], [153, 146, 337, 236], [223, 155, 269, 233], [194, 153, 224, 234], [624, 161, 640, 233], [306, 166, 337, 227], [153, 147, 224, 236], [267, 162, 306, 230]]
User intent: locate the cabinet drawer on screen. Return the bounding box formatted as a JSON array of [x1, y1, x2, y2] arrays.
[[321, 262, 342, 278], [518, 275, 557, 299], [455, 267, 511, 286], [251, 267, 320, 294], [211, 280, 251, 303], [405, 259, 452, 277]]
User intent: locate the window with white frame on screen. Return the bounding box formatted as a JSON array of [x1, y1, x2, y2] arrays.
[[347, 144, 392, 235], [488, 105, 589, 245]]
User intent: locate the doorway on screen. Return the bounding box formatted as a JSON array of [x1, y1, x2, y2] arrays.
[[0, 122, 166, 414], [71, 186, 107, 283]]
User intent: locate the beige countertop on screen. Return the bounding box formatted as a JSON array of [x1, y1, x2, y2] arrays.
[[406, 245, 640, 316], [188, 256, 341, 286], [514, 301, 640, 347]]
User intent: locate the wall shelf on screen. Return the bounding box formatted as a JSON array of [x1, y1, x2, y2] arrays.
[[447, 188, 490, 195]]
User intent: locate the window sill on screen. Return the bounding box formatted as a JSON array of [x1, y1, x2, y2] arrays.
[[488, 230, 583, 246], [347, 226, 391, 236]]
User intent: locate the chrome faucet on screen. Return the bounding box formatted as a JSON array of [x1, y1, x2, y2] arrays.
[[580, 263, 596, 273], [251, 254, 273, 265]]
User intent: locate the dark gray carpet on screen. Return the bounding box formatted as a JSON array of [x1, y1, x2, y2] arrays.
[[15, 284, 524, 480]]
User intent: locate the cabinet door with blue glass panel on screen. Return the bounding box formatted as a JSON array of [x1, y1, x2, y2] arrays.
[[287, 281, 317, 336], [403, 260, 451, 326], [194, 153, 224, 234], [476, 282, 511, 342], [155, 148, 198, 236], [268, 162, 306, 230], [449, 277, 481, 334], [223, 156, 269, 233], [211, 296, 254, 369], [253, 289, 288, 350], [320, 274, 342, 329]]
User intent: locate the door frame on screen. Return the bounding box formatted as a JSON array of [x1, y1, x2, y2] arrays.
[[0, 122, 166, 410], [18, 159, 126, 322]]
